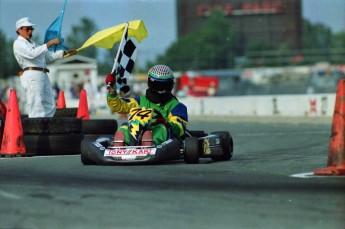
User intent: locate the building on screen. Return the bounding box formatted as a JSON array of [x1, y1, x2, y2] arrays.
[[48, 55, 98, 100], [177, 0, 302, 53]]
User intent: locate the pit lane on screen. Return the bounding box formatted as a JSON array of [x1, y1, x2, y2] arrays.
[[0, 116, 344, 229]]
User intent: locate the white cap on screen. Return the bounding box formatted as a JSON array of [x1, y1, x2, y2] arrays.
[[16, 17, 35, 30]]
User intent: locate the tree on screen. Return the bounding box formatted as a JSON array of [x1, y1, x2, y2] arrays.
[[244, 40, 274, 67], [303, 19, 332, 50], [0, 30, 20, 78], [66, 17, 98, 59], [155, 9, 239, 71], [98, 48, 116, 75]]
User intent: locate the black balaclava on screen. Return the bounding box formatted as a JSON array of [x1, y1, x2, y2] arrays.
[[146, 88, 173, 104]]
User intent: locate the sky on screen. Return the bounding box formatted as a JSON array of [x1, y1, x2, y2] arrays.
[[0, 0, 344, 68], [302, 0, 345, 33]]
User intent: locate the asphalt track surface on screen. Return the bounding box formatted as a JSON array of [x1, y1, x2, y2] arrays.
[[0, 116, 344, 229]]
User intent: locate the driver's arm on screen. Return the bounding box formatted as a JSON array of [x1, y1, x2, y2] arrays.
[[107, 90, 139, 114], [167, 103, 188, 138]]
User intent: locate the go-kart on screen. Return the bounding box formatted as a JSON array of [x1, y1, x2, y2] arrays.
[[80, 107, 233, 165]]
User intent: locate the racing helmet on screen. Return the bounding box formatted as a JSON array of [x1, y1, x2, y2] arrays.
[[147, 65, 174, 93]]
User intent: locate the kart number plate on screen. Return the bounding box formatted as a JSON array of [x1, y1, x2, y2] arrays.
[[129, 107, 153, 123], [104, 148, 157, 157]]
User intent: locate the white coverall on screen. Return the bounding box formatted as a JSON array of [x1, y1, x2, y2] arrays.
[[13, 36, 64, 117]]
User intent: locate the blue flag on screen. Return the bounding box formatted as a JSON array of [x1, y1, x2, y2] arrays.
[[44, 0, 68, 51]]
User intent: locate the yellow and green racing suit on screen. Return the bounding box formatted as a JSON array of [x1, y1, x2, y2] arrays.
[[107, 90, 188, 145]]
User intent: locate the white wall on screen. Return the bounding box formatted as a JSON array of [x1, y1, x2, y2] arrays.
[[180, 94, 336, 117]]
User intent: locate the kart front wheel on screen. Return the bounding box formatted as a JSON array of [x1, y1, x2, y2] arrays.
[[184, 137, 199, 164], [81, 139, 97, 165]]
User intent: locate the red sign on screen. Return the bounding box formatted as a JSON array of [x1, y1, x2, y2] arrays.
[[197, 1, 284, 17], [309, 99, 317, 113]]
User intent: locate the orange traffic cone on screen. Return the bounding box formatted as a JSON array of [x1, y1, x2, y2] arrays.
[[0, 98, 6, 151], [56, 91, 66, 108], [0, 118, 3, 151], [0, 89, 26, 156], [314, 80, 345, 175], [77, 89, 90, 120]]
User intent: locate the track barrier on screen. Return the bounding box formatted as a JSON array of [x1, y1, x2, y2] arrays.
[[314, 80, 345, 175], [77, 89, 90, 120], [0, 89, 26, 156], [56, 90, 66, 108]]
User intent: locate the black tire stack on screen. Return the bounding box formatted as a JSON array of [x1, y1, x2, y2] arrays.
[[54, 108, 78, 118], [82, 119, 117, 140], [22, 117, 83, 156], [22, 108, 118, 156]]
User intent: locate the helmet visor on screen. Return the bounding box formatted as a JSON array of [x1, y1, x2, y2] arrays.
[[148, 77, 174, 93]]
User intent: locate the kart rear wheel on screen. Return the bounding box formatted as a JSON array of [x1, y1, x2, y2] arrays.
[[184, 137, 199, 164], [210, 131, 233, 161]]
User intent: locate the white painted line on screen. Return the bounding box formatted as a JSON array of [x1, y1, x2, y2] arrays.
[[290, 172, 345, 178], [0, 190, 21, 200], [290, 172, 316, 178]]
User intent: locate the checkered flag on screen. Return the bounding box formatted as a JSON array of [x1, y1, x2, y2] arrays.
[[111, 23, 137, 96]]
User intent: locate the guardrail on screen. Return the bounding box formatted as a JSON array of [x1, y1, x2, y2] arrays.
[[179, 94, 335, 117], [64, 93, 336, 118]]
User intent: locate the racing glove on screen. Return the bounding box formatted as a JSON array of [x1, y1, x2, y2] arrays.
[[105, 72, 115, 92], [105, 72, 115, 87], [151, 117, 168, 126], [150, 109, 168, 126]]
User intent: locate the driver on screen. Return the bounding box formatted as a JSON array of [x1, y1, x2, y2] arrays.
[[105, 64, 188, 146]]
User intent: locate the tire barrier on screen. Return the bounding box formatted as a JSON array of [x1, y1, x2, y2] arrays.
[[82, 119, 117, 135], [22, 117, 82, 156], [54, 108, 78, 118], [0, 89, 118, 157], [22, 117, 82, 134], [21, 117, 117, 156], [24, 134, 83, 156]]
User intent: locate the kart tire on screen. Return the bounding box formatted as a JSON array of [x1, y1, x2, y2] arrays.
[[210, 131, 233, 161], [80, 137, 111, 165], [54, 108, 78, 118], [184, 137, 199, 164], [81, 139, 97, 165], [22, 117, 82, 134], [82, 119, 117, 135], [24, 133, 82, 156]]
